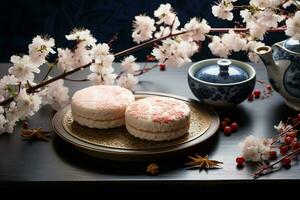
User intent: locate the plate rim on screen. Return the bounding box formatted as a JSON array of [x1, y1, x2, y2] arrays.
[[52, 91, 220, 160]]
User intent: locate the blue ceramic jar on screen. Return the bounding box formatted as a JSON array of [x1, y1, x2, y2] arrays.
[[188, 59, 256, 107]]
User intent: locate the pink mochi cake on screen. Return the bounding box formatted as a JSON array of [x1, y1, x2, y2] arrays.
[[125, 96, 191, 141], [71, 85, 135, 129]]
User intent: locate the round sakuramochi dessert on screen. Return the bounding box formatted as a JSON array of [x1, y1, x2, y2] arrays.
[[125, 96, 191, 141], [71, 85, 135, 129]]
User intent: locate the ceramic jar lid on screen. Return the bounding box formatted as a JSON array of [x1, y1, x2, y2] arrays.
[[284, 38, 300, 53], [194, 59, 249, 84]]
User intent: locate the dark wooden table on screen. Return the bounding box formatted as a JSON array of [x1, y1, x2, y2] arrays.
[[0, 63, 299, 198]]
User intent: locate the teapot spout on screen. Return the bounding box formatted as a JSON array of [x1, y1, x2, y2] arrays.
[[255, 45, 281, 92], [255, 46, 277, 70]]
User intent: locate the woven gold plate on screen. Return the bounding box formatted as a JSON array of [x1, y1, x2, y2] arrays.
[[52, 92, 219, 161]]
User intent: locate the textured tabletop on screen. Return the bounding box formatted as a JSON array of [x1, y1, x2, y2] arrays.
[[0, 62, 299, 191]]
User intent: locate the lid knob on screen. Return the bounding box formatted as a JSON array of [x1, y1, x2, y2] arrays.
[[217, 59, 231, 73]]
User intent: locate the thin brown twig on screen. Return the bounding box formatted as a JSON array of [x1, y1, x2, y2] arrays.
[[108, 33, 118, 47], [210, 27, 287, 33], [253, 147, 300, 178], [63, 77, 89, 82], [271, 121, 300, 145], [133, 64, 159, 76], [42, 65, 54, 81]]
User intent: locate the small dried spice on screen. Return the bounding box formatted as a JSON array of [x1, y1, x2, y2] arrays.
[[186, 154, 223, 169], [146, 163, 159, 175], [21, 127, 51, 141]]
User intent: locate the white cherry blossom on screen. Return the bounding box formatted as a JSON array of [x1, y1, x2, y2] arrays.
[[0, 75, 18, 99], [222, 30, 247, 52], [274, 121, 293, 133], [73, 41, 95, 67], [132, 15, 156, 43], [208, 36, 231, 58], [182, 18, 210, 42], [90, 43, 115, 74], [15, 88, 42, 117], [116, 73, 138, 91], [40, 79, 69, 111], [66, 28, 97, 44], [121, 55, 140, 74], [246, 40, 265, 63], [57, 48, 75, 72], [212, 0, 234, 21], [247, 21, 268, 40], [154, 3, 177, 25], [88, 73, 117, 85], [250, 0, 282, 9], [239, 135, 272, 162], [152, 39, 198, 67], [257, 9, 284, 28], [0, 106, 8, 134], [240, 9, 254, 23], [9, 55, 40, 83], [285, 11, 300, 40], [28, 35, 55, 66]]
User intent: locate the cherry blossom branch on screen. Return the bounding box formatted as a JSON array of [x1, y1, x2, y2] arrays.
[[26, 62, 92, 94], [0, 31, 189, 106], [133, 64, 159, 76], [210, 27, 287, 33], [232, 5, 250, 10], [113, 30, 188, 58], [63, 77, 89, 82], [108, 33, 118, 47], [253, 147, 300, 179], [271, 121, 300, 145], [42, 65, 54, 81]]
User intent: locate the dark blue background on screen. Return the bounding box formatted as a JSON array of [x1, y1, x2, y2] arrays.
[[0, 0, 287, 62]]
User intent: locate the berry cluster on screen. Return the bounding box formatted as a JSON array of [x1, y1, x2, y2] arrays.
[[220, 116, 239, 136], [236, 113, 300, 171], [248, 80, 273, 101]]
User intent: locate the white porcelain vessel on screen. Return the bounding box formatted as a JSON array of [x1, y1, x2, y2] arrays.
[[255, 38, 300, 111]]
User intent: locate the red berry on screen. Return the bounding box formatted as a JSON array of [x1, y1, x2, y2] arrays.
[[291, 117, 299, 125], [286, 132, 296, 139], [230, 122, 239, 131], [236, 156, 245, 165], [159, 63, 166, 71], [220, 121, 227, 129], [291, 141, 300, 150], [267, 84, 272, 90], [284, 136, 293, 144], [253, 89, 261, 98], [22, 121, 28, 129], [146, 55, 156, 61], [281, 157, 291, 168], [269, 150, 277, 159], [223, 126, 232, 135], [223, 117, 231, 124], [247, 94, 254, 101], [280, 145, 289, 155]]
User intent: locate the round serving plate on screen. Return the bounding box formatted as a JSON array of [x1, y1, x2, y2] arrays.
[[52, 92, 219, 161]]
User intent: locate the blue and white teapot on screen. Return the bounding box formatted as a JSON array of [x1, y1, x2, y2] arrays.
[[256, 38, 300, 111]]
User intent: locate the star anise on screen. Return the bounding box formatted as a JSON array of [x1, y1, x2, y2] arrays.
[[185, 154, 223, 169], [21, 127, 51, 141], [146, 163, 159, 175]]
